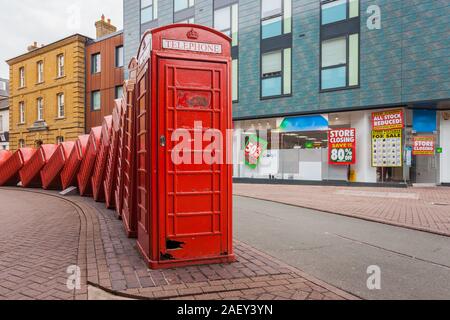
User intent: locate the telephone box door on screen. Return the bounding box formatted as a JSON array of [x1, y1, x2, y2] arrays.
[[158, 58, 229, 261]]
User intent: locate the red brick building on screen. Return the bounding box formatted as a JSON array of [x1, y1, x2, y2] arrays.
[[85, 16, 124, 132]]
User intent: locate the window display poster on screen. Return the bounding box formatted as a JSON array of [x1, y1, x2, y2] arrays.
[[244, 135, 268, 169], [328, 128, 356, 165], [372, 109, 404, 130], [372, 129, 403, 167], [413, 136, 435, 156]]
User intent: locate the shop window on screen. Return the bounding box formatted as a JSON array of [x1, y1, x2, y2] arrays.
[[174, 0, 194, 13], [57, 93, 65, 118], [91, 53, 101, 74], [37, 97, 44, 121], [141, 0, 158, 23], [261, 0, 291, 40], [261, 48, 291, 98], [0, 115, 3, 132], [321, 0, 359, 25], [115, 86, 124, 99], [115, 46, 124, 68], [57, 54, 65, 77], [321, 34, 359, 90], [92, 91, 101, 111], [214, 2, 239, 46]]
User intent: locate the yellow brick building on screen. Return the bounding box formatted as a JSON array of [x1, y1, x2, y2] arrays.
[[7, 34, 90, 150]]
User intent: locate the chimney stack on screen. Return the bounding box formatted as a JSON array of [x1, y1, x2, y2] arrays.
[[95, 14, 117, 39], [27, 41, 38, 52]]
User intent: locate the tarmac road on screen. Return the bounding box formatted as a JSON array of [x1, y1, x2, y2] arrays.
[[234, 196, 450, 300]]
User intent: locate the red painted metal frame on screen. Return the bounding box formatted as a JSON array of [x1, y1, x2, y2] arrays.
[[92, 116, 113, 202], [41, 142, 76, 190], [135, 24, 235, 269], [77, 127, 102, 196], [114, 95, 128, 218], [19, 144, 58, 188], [121, 69, 138, 238], [61, 135, 90, 190], [0, 148, 36, 186], [0, 150, 12, 166], [103, 100, 123, 209]]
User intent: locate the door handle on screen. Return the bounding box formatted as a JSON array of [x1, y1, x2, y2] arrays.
[[160, 135, 166, 147]]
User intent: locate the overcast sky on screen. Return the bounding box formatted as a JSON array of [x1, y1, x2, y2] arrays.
[[0, 0, 123, 79]]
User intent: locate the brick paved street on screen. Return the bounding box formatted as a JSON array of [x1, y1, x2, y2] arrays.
[[0, 189, 80, 300], [234, 184, 450, 237], [0, 187, 357, 300]]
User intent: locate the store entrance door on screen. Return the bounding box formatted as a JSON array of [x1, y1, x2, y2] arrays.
[[413, 155, 437, 184]]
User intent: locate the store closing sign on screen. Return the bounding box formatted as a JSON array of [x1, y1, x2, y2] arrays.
[[413, 136, 435, 156], [372, 109, 404, 130], [328, 129, 356, 165]]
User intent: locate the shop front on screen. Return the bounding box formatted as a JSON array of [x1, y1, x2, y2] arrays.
[[233, 108, 448, 186]]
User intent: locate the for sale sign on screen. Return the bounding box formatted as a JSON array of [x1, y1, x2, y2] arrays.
[[413, 136, 435, 156], [328, 129, 356, 165], [244, 135, 268, 169], [372, 109, 404, 130]]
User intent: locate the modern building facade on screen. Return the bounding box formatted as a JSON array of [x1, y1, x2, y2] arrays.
[[86, 16, 124, 132], [0, 78, 9, 150], [123, 0, 450, 186], [7, 35, 90, 150]]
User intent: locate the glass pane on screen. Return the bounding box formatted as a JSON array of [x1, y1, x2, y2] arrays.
[[141, 0, 152, 9], [231, 4, 239, 46], [262, 16, 282, 39], [154, 0, 158, 19], [322, 66, 347, 90], [174, 0, 188, 12], [262, 0, 282, 19], [349, 33, 359, 86], [141, 6, 153, 23], [262, 51, 282, 75], [262, 77, 282, 97], [283, 48, 291, 95], [322, 37, 346, 67], [214, 6, 230, 32], [349, 0, 359, 18], [284, 0, 292, 34], [232, 59, 238, 101], [322, 0, 347, 25]]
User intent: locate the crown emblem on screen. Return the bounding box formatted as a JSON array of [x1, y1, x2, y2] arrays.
[[187, 29, 199, 40]]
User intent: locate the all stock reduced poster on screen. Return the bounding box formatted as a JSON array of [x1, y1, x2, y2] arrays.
[[328, 129, 356, 165]]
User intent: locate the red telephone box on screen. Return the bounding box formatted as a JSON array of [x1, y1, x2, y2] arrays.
[[114, 94, 128, 217], [77, 127, 102, 196], [0, 148, 35, 186], [121, 61, 138, 238], [103, 99, 123, 209], [41, 142, 75, 190], [135, 25, 235, 269], [91, 116, 113, 202], [0, 150, 12, 166], [19, 144, 58, 188], [61, 135, 89, 190]]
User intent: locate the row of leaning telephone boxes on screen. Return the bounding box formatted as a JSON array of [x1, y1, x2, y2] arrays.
[[0, 25, 235, 269]]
